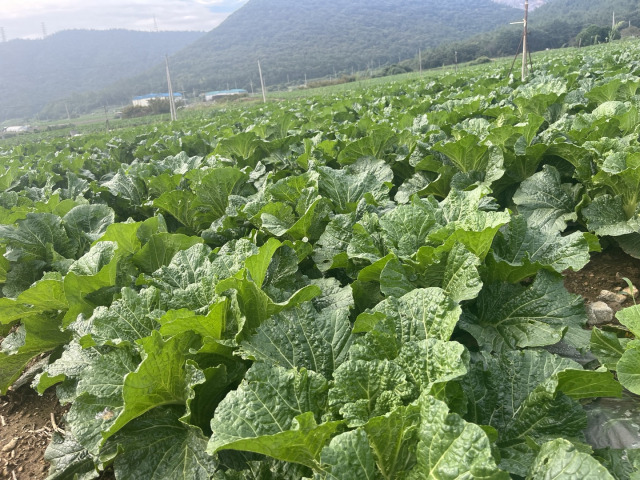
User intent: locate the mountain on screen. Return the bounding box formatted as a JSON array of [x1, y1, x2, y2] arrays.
[[418, 0, 640, 69], [48, 0, 521, 115], [0, 29, 204, 122], [491, 0, 547, 9]]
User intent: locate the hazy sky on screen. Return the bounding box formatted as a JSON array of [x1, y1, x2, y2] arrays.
[[0, 0, 249, 41]]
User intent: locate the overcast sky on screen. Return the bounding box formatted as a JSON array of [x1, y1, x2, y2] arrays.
[[0, 0, 249, 41]]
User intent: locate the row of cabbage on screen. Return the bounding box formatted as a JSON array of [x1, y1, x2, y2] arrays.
[[1, 39, 640, 479]]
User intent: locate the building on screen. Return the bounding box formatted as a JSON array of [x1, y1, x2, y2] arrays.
[[3, 125, 33, 133], [132, 93, 183, 107], [204, 89, 248, 102]]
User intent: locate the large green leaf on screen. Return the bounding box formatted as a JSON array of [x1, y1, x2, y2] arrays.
[[460, 271, 586, 352], [132, 232, 203, 274], [362, 403, 420, 479], [329, 359, 410, 426], [528, 439, 615, 480], [240, 303, 352, 379], [193, 167, 248, 221], [0, 312, 69, 393], [355, 287, 461, 343], [513, 165, 581, 233], [87, 288, 163, 345], [487, 215, 591, 283], [395, 339, 468, 397], [378, 197, 439, 258], [120, 329, 199, 414], [208, 364, 329, 455], [408, 394, 509, 480], [313, 213, 355, 272], [63, 204, 115, 257], [315, 429, 377, 480], [617, 348, 640, 395], [317, 158, 393, 213], [461, 350, 588, 476], [0, 212, 75, 264], [215, 270, 321, 340], [44, 433, 98, 480], [107, 407, 217, 480]]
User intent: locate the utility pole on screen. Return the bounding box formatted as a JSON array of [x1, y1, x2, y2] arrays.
[[250, 78, 254, 95], [419, 49, 422, 75], [509, 0, 531, 80], [522, 0, 529, 80], [258, 60, 266, 103], [454, 51, 458, 74], [103, 106, 110, 133], [65, 103, 71, 120], [165, 55, 177, 121]]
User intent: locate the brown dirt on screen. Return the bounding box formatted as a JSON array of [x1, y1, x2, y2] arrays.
[[0, 386, 68, 480], [564, 246, 640, 313]]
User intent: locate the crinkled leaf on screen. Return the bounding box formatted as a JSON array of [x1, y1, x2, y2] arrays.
[[460, 271, 586, 352], [317, 159, 392, 213], [88, 288, 163, 346], [105, 331, 201, 440], [0, 212, 75, 263], [487, 215, 591, 283], [396, 339, 468, 396], [590, 328, 626, 370], [44, 432, 98, 480], [329, 359, 410, 426], [513, 165, 581, 233], [132, 232, 203, 274], [315, 429, 377, 480], [528, 439, 615, 480], [208, 363, 329, 453], [362, 403, 420, 479], [240, 303, 352, 379], [462, 350, 587, 456], [408, 395, 509, 480], [107, 407, 217, 480]]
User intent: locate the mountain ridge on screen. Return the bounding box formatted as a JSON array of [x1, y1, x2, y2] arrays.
[[0, 29, 204, 122]]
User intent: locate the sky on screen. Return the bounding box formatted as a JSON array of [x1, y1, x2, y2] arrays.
[[0, 0, 249, 41]]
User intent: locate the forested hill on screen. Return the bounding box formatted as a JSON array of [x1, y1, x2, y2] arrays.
[[419, 0, 640, 69], [54, 0, 521, 116], [0, 30, 204, 122]]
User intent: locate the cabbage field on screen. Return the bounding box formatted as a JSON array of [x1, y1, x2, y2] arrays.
[[2, 39, 640, 479]]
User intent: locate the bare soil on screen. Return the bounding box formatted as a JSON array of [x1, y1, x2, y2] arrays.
[[0, 387, 68, 480], [564, 246, 640, 313], [1, 246, 639, 479]]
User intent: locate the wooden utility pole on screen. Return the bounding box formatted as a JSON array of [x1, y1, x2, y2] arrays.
[[165, 55, 177, 121], [103, 106, 110, 133], [509, 0, 531, 80], [454, 51, 458, 74], [258, 60, 266, 103], [522, 0, 529, 80]]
